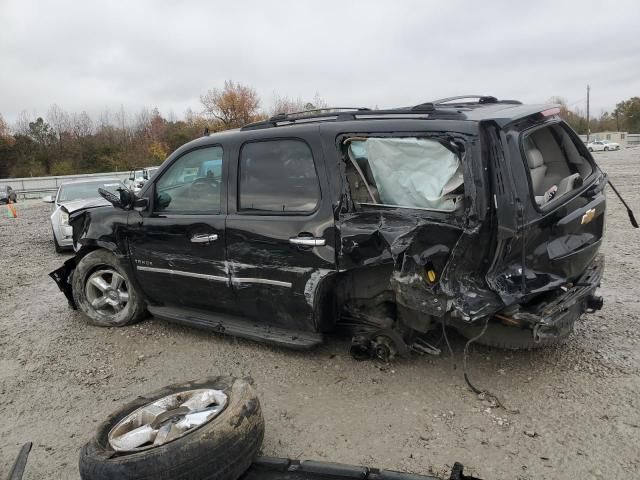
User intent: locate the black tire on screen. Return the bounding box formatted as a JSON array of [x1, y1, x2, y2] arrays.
[[72, 249, 146, 327], [53, 231, 64, 254], [588, 147, 593, 152], [604, 146, 609, 151], [453, 319, 571, 350], [79, 377, 264, 480]]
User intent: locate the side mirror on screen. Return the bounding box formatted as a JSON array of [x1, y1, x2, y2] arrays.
[[42, 195, 55, 203], [133, 197, 148, 212], [119, 188, 134, 208]]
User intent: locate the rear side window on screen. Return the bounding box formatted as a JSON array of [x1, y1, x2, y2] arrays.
[[522, 123, 593, 207], [343, 136, 465, 211], [238, 139, 320, 213]]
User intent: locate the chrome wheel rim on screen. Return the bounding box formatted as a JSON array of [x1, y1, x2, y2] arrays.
[[85, 269, 129, 314], [108, 389, 228, 452]]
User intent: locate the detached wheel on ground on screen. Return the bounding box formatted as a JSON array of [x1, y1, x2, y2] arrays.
[[72, 249, 145, 327], [79, 377, 265, 480], [453, 318, 571, 350]]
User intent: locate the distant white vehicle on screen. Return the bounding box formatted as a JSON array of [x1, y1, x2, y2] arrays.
[[123, 166, 159, 193], [587, 140, 620, 152], [43, 178, 126, 252]]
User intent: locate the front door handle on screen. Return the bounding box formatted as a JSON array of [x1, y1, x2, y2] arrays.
[[289, 237, 326, 247], [190, 233, 218, 243]]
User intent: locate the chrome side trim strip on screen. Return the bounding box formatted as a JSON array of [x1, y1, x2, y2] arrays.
[[232, 277, 292, 288], [137, 266, 228, 283]]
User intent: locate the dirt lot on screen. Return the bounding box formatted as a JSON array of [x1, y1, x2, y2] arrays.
[[1, 148, 639, 480]]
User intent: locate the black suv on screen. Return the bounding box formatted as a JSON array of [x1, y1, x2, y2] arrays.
[[51, 96, 606, 358]]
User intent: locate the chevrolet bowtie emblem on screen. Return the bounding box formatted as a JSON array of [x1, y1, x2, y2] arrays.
[[581, 208, 596, 225]]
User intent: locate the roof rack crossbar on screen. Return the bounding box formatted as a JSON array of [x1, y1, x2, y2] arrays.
[[428, 95, 523, 106], [430, 95, 498, 105]]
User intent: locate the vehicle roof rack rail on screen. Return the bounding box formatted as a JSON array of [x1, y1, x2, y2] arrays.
[[429, 95, 522, 106], [240, 104, 465, 131]]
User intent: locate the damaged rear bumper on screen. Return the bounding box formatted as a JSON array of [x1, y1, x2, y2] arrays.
[[504, 255, 605, 342]]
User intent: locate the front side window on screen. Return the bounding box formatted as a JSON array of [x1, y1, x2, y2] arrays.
[[155, 146, 223, 213], [344, 137, 465, 211], [238, 139, 320, 213], [522, 124, 593, 207]]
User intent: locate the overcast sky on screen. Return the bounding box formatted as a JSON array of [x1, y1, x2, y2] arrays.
[[2, 0, 639, 124]]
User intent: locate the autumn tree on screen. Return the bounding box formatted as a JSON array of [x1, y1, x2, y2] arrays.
[[0, 113, 16, 177], [614, 97, 640, 133], [0, 113, 14, 146], [200, 81, 262, 129]]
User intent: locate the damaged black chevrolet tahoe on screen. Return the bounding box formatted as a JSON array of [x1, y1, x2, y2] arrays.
[[51, 96, 606, 359]]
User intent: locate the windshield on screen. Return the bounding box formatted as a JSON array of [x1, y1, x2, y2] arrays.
[[346, 137, 464, 211], [58, 180, 124, 203]]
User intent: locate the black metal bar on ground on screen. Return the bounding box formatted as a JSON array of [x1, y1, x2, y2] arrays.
[[240, 457, 481, 480], [6, 442, 32, 480]]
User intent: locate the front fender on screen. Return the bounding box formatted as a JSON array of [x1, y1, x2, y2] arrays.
[[70, 205, 129, 255]]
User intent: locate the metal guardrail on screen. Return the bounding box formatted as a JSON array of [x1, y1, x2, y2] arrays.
[[0, 171, 131, 200]]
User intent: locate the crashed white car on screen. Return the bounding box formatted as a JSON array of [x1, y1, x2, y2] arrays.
[[43, 178, 125, 252], [587, 139, 621, 152]]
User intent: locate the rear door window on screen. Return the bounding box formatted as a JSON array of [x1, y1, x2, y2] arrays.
[[238, 139, 320, 213], [522, 123, 593, 207], [343, 136, 465, 211]]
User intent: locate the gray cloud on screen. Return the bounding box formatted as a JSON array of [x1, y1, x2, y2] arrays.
[[1, 0, 639, 123]]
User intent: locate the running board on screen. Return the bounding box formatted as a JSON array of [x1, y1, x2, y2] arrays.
[[148, 306, 324, 350]]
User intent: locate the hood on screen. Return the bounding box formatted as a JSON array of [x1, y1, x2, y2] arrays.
[[59, 197, 112, 214]]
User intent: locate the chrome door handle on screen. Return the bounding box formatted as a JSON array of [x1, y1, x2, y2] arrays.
[[190, 233, 218, 243], [289, 237, 326, 246]]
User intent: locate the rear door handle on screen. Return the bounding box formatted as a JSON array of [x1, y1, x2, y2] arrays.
[[289, 237, 326, 246], [191, 233, 218, 243]]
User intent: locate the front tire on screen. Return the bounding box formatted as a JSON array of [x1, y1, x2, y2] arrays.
[[72, 249, 145, 327], [79, 377, 264, 480]]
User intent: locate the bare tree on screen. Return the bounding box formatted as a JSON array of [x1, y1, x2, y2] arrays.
[[46, 104, 71, 141], [14, 110, 33, 136], [72, 111, 94, 138], [270, 92, 329, 116], [200, 80, 261, 129]]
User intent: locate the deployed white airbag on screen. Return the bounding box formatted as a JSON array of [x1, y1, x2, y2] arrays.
[[362, 137, 463, 210]]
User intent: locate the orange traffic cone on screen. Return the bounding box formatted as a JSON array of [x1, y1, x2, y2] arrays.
[[7, 200, 17, 218]]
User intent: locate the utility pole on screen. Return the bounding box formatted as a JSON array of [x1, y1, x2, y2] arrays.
[[586, 85, 590, 142]]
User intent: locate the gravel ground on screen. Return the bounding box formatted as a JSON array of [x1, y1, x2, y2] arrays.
[[1, 148, 639, 479]]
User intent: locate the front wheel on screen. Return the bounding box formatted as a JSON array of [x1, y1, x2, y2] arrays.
[[604, 146, 609, 151], [79, 377, 264, 480], [588, 147, 593, 152], [72, 249, 146, 327]]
